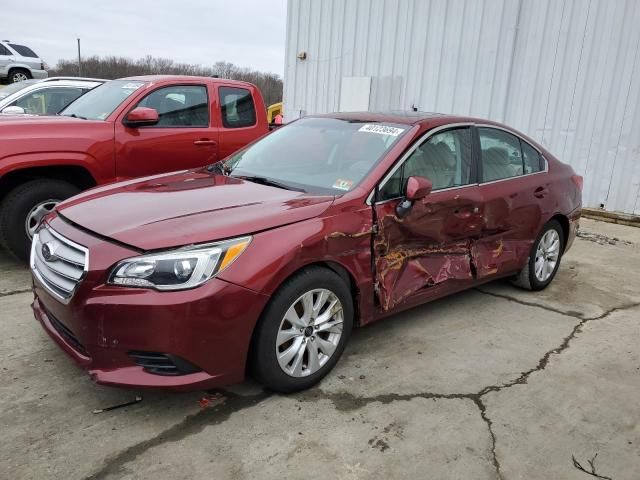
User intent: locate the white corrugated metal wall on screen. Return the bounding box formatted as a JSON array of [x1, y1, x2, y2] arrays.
[[283, 0, 640, 215]]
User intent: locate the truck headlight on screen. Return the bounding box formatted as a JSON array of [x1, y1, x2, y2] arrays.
[[108, 236, 251, 290]]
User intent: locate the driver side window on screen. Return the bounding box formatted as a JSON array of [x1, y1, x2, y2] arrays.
[[377, 127, 473, 201]]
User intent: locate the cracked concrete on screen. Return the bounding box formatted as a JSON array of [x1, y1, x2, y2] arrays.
[[1, 217, 639, 479]]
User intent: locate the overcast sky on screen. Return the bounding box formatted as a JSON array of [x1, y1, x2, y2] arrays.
[[4, 0, 287, 76]]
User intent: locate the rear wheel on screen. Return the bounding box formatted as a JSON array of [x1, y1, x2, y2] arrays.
[[512, 220, 564, 291], [9, 68, 31, 84], [0, 179, 80, 262], [252, 267, 353, 393]]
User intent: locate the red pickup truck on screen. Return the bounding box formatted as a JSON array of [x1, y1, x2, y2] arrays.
[[0, 75, 269, 260]]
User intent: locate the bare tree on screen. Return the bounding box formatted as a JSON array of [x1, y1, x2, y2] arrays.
[[49, 55, 283, 105]]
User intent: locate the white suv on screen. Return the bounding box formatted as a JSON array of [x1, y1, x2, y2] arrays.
[[0, 40, 48, 83]]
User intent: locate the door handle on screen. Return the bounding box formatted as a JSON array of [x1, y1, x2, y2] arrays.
[[453, 207, 477, 218], [534, 186, 548, 198], [194, 139, 217, 146]]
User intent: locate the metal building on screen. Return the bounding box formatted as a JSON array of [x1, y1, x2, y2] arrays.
[[283, 0, 640, 215]]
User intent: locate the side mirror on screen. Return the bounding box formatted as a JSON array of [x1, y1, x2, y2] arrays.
[[396, 176, 433, 218], [2, 106, 26, 114], [405, 176, 432, 201], [124, 107, 159, 127]]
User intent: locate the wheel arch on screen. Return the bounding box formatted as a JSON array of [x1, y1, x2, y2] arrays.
[[244, 259, 362, 376], [548, 213, 570, 252], [0, 165, 97, 203]]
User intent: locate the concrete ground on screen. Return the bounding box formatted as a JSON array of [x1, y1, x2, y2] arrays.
[[1, 218, 639, 480]]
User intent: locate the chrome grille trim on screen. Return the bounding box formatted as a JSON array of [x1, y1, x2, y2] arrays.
[[30, 226, 89, 304]]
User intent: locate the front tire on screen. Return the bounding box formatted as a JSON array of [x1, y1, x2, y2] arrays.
[[252, 267, 354, 393], [512, 219, 564, 291], [0, 179, 80, 262]]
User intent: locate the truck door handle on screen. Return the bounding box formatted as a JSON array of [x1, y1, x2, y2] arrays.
[[534, 186, 548, 198], [194, 139, 217, 146]]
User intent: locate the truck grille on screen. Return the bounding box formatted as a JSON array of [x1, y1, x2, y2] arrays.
[[30, 226, 88, 303]]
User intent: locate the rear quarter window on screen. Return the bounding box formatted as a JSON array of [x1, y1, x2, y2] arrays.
[[9, 44, 38, 58]]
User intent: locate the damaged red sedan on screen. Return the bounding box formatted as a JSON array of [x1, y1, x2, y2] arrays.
[[30, 112, 582, 392]]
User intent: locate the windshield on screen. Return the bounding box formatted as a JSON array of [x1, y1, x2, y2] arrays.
[[60, 80, 146, 120], [0, 80, 37, 100], [223, 117, 408, 194]]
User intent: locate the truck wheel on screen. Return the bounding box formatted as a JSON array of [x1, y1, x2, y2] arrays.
[[9, 68, 31, 84], [0, 179, 80, 262]]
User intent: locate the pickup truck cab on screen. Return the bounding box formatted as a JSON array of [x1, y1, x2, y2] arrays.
[[0, 75, 269, 260]]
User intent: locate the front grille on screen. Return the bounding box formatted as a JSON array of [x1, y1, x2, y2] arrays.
[[128, 351, 202, 376], [48, 311, 90, 357], [31, 226, 88, 302]]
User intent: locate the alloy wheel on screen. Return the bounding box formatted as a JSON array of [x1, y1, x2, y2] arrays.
[[12, 72, 29, 82], [276, 288, 344, 377], [534, 229, 560, 282], [25, 199, 59, 239]]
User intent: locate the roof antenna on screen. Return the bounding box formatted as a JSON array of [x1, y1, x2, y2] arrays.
[[411, 103, 419, 112]]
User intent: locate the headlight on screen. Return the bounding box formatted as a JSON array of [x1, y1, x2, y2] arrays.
[[108, 236, 251, 291]]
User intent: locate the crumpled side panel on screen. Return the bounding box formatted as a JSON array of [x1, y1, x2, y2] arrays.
[[376, 248, 473, 310]]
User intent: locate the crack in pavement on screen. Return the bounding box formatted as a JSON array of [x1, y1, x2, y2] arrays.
[[82, 297, 640, 480], [474, 287, 586, 319], [0, 288, 31, 298], [84, 391, 271, 480]]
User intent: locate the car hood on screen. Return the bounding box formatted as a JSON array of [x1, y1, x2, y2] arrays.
[[57, 170, 335, 250]]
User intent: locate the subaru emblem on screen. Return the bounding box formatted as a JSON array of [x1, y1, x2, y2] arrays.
[[41, 242, 56, 262]]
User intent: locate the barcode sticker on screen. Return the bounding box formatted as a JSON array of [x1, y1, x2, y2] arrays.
[[358, 124, 405, 137]]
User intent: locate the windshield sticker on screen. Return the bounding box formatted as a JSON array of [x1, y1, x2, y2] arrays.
[[333, 179, 354, 191], [358, 124, 405, 137], [121, 82, 144, 90]]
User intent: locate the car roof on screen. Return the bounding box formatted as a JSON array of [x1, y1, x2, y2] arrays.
[[313, 110, 512, 128], [313, 111, 475, 126], [42, 77, 108, 83]]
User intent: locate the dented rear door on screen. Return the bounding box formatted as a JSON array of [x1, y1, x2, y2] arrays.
[[372, 126, 483, 311]]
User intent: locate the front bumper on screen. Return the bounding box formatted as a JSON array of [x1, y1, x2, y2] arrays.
[[32, 216, 269, 391]]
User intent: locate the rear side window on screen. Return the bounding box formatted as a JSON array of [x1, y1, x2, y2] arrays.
[[521, 140, 543, 173], [0, 44, 11, 56], [219, 87, 256, 128], [9, 44, 38, 58], [478, 128, 524, 182], [136, 85, 209, 127]]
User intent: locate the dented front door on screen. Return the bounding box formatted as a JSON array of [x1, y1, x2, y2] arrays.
[[371, 125, 485, 311], [373, 186, 484, 311]]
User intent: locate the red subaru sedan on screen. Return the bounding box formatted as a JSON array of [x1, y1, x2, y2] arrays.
[[30, 112, 582, 392]]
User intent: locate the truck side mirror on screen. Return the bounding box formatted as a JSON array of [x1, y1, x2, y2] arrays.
[[124, 107, 159, 127]]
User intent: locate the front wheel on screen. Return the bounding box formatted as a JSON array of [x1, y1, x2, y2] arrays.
[[0, 179, 80, 262], [252, 267, 354, 393], [512, 219, 564, 291]]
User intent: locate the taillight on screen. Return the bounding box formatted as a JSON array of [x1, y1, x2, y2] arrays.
[[571, 175, 583, 191]]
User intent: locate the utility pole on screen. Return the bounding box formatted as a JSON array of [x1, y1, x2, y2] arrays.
[[77, 38, 82, 76]]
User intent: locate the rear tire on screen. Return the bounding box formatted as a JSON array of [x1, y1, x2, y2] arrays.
[[0, 179, 80, 262], [8, 68, 31, 84], [512, 219, 564, 291], [252, 267, 354, 393]]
